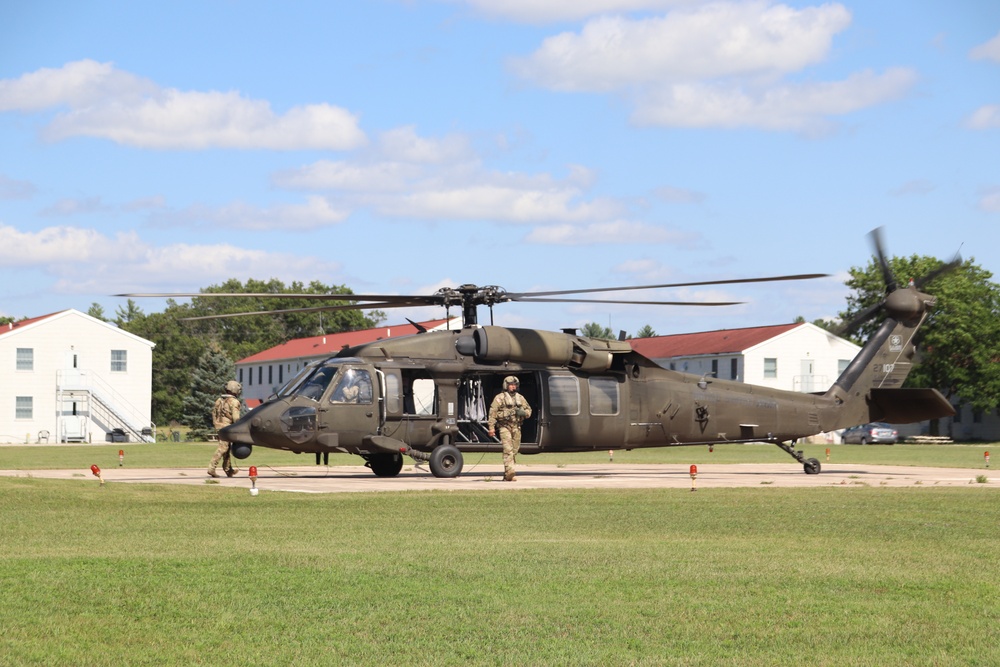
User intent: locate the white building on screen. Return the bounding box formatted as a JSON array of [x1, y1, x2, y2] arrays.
[[236, 318, 455, 407], [630, 322, 861, 393], [1, 310, 155, 444]]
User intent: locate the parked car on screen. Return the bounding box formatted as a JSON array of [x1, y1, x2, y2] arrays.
[[841, 422, 898, 445]]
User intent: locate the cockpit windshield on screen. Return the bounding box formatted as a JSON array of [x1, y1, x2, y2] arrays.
[[289, 358, 365, 402], [272, 361, 320, 399]]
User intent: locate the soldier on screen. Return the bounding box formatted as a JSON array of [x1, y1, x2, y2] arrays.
[[487, 375, 532, 482], [208, 380, 243, 478]]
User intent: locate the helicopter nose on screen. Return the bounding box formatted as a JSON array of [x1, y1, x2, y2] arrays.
[[219, 420, 251, 444]]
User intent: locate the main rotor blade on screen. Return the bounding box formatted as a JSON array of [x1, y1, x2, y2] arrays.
[[509, 273, 829, 299], [178, 301, 424, 322], [515, 297, 743, 307], [116, 292, 433, 304]]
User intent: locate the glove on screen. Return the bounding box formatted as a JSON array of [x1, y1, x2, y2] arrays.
[[515, 407, 526, 419]]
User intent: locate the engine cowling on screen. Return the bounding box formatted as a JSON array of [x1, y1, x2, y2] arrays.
[[470, 326, 628, 373]]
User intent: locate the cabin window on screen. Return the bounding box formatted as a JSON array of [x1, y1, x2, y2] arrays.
[[111, 350, 127, 373], [589, 377, 619, 416], [548, 376, 579, 416], [763, 358, 777, 379], [15, 396, 33, 420], [405, 377, 436, 415], [384, 373, 401, 413], [330, 368, 373, 405], [16, 348, 33, 371]]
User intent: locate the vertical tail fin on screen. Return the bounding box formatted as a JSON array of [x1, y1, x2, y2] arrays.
[[823, 229, 958, 428]]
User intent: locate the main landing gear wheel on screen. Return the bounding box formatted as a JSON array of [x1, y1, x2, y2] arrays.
[[803, 458, 821, 475], [429, 444, 464, 478], [367, 453, 404, 477]]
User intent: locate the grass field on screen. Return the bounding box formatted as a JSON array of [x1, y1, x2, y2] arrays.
[[1, 444, 998, 665], [0, 440, 996, 472]]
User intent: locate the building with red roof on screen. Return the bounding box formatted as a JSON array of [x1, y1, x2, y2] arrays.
[[630, 322, 860, 393]]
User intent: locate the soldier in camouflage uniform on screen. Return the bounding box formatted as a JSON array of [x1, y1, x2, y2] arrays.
[[208, 380, 243, 478], [487, 376, 532, 482]]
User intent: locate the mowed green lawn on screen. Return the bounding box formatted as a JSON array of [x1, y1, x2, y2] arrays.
[[1, 444, 997, 666], [0, 440, 996, 471]]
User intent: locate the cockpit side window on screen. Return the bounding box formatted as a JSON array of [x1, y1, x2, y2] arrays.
[[330, 368, 373, 404], [299, 366, 337, 401]]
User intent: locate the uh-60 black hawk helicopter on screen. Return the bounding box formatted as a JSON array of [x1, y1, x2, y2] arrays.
[[123, 230, 957, 478]]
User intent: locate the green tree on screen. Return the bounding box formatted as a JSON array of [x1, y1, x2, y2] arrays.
[[634, 324, 657, 338], [87, 303, 107, 321], [121, 307, 210, 425], [840, 255, 1000, 418], [115, 299, 144, 326], [119, 279, 385, 425], [581, 322, 616, 340], [181, 342, 235, 438], [793, 315, 837, 332]]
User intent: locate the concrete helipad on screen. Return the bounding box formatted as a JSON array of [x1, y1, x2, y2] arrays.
[[0, 463, 992, 493]]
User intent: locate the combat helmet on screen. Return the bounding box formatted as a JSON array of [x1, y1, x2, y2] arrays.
[[504, 375, 519, 389], [225, 380, 242, 396]]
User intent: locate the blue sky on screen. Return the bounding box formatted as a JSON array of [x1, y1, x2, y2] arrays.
[[1, 0, 997, 337]]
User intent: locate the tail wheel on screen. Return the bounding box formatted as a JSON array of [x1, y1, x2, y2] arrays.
[[429, 444, 464, 478]]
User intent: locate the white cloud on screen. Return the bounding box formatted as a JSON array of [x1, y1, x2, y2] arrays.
[[0, 60, 366, 150], [509, 2, 915, 132], [0, 174, 37, 200], [979, 187, 1000, 213], [378, 125, 474, 163], [524, 220, 696, 244], [152, 195, 350, 231], [40, 196, 112, 217], [274, 148, 623, 225], [655, 185, 706, 204], [512, 3, 852, 91], [632, 68, 917, 131], [273, 160, 422, 192], [970, 30, 1000, 63], [0, 60, 157, 112], [967, 104, 1000, 130], [889, 180, 935, 197], [377, 183, 622, 222], [0, 223, 343, 294], [449, 0, 691, 24]]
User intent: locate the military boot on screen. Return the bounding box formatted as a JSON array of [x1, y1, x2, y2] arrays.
[[207, 469, 220, 478], [225, 467, 238, 478]]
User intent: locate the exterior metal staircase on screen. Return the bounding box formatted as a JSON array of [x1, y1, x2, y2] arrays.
[[55, 370, 156, 443]]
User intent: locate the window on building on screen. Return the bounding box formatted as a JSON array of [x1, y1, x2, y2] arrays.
[[16, 396, 33, 420], [711, 359, 718, 378], [279, 365, 284, 384], [838, 359, 850, 375], [763, 358, 777, 379], [589, 377, 619, 415], [16, 348, 33, 371], [268, 365, 273, 385], [239, 368, 244, 383], [731, 358, 738, 380], [111, 349, 127, 372], [548, 376, 580, 416], [258, 367, 263, 385]]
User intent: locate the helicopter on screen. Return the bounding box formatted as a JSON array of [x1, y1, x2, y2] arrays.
[[120, 229, 957, 478]]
